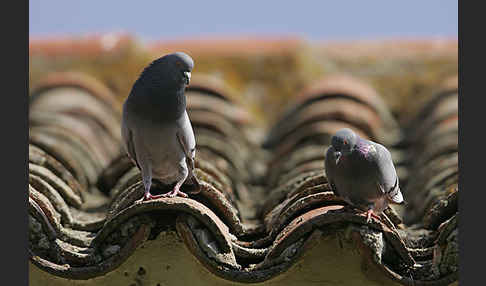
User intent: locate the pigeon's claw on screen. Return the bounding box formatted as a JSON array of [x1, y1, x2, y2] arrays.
[[365, 209, 381, 223], [143, 192, 164, 201], [135, 191, 162, 203], [161, 184, 188, 198], [164, 189, 188, 198]]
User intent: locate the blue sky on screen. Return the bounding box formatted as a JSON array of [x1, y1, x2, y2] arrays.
[[29, 1, 457, 41]]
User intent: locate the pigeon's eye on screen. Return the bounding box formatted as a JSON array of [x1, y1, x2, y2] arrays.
[[176, 61, 183, 67]]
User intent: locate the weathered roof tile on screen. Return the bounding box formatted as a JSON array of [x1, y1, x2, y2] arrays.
[[29, 41, 458, 286]]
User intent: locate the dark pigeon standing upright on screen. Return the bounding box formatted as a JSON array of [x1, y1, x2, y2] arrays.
[[325, 128, 404, 222], [121, 52, 200, 201]]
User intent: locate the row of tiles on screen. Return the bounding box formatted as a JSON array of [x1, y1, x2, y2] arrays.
[[28, 72, 458, 285]]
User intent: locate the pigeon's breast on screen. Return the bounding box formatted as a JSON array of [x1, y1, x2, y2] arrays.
[[147, 126, 184, 160], [334, 151, 382, 202], [149, 137, 187, 183], [135, 121, 187, 180]]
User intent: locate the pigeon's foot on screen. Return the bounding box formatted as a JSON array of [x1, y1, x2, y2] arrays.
[[144, 192, 164, 201], [365, 209, 381, 223], [136, 192, 164, 202], [161, 187, 188, 198]]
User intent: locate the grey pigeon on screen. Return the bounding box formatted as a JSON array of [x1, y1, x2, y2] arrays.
[[121, 52, 199, 201], [325, 128, 403, 222]]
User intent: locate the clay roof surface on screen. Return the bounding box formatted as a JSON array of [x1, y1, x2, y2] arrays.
[[29, 36, 458, 286]]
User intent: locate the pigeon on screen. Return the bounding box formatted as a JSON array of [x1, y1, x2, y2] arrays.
[[324, 128, 404, 223], [121, 52, 200, 201]]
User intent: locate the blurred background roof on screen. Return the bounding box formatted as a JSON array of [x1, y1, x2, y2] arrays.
[[29, 0, 457, 41]]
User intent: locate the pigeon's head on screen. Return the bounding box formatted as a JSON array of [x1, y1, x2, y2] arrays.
[[161, 52, 194, 85], [141, 52, 194, 89], [166, 52, 194, 85], [331, 128, 358, 164]]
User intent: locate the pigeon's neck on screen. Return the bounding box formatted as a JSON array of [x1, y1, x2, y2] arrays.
[[154, 88, 186, 120], [354, 139, 374, 158], [130, 84, 187, 121]]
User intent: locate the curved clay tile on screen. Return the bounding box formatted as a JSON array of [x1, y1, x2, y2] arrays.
[[403, 87, 458, 227], [30, 72, 122, 143], [29, 70, 457, 286], [263, 74, 402, 148]]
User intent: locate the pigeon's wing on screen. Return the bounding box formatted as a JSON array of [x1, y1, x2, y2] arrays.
[[370, 142, 403, 204], [121, 112, 140, 169], [176, 110, 196, 170], [324, 145, 340, 196]]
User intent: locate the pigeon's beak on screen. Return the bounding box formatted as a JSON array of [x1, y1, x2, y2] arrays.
[[183, 71, 191, 85], [335, 151, 342, 165]]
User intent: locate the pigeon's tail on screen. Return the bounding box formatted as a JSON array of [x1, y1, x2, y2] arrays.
[[183, 174, 202, 194], [388, 186, 404, 205]]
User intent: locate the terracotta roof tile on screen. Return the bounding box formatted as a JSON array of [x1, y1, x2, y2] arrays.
[[29, 33, 136, 57], [149, 36, 303, 57], [29, 40, 458, 286]]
